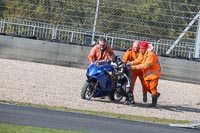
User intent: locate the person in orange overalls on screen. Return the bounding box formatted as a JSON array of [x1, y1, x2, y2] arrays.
[[88, 38, 114, 63], [129, 41, 162, 107], [122, 41, 147, 103]]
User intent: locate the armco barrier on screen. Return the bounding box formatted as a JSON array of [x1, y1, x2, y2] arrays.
[[0, 35, 200, 84]]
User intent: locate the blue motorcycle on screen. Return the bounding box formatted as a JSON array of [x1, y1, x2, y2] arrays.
[[81, 59, 132, 102]]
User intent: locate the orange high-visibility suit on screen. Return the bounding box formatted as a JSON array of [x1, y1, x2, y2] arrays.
[[131, 51, 162, 96], [122, 48, 146, 93], [88, 45, 114, 63]]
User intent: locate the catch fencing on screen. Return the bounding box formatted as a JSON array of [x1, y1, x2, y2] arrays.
[[0, 0, 200, 59], [0, 18, 197, 59]]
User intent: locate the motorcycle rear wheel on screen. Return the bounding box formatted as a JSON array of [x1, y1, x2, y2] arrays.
[[114, 92, 123, 102], [81, 82, 95, 100]]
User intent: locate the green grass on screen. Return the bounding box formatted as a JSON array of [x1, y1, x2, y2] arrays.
[[0, 123, 89, 133], [0, 100, 189, 125]]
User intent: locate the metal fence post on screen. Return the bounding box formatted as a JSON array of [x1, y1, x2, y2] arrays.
[[52, 25, 57, 40], [70, 31, 74, 43], [33, 26, 36, 36], [155, 40, 160, 55], [111, 37, 114, 48], [91, 0, 100, 45], [194, 12, 200, 58], [1, 18, 6, 33]]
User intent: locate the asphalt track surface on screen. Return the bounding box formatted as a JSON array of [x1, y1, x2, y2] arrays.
[[0, 103, 199, 133]]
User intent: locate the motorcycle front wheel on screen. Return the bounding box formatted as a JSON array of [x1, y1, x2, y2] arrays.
[[81, 82, 95, 100]]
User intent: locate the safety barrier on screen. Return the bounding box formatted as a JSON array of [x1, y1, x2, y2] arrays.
[[0, 35, 199, 84]]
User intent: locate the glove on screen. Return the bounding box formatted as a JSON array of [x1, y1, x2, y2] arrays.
[[131, 66, 136, 70], [126, 63, 131, 69]]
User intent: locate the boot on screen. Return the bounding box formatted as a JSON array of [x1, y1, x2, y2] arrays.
[[148, 92, 160, 107], [143, 92, 147, 103], [124, 93, 135, 105], [128, 93, 135, 104]]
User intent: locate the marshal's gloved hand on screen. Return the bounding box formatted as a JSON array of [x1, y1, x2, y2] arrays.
[[126, 63, 131, 69], [131, 66, 136, 70]]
